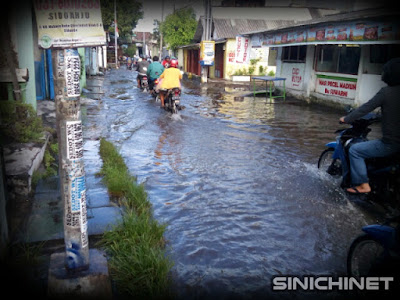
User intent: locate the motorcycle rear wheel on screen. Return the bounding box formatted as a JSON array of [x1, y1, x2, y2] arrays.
[[318, 148, 342, 178], [347, 234, 386, 277], [172, 102, 178, 114]]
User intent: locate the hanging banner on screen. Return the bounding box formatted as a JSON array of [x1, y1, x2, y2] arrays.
[[235, 36, 250, 64], [34, 0, 106, 49], [259, 20, 399, 46]]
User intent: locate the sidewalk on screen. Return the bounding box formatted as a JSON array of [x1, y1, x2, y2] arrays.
[[21, 77, 122, 245]]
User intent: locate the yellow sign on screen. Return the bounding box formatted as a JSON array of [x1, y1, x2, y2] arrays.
[[200, 41, 215, 66], [34, 0, 106, 49]]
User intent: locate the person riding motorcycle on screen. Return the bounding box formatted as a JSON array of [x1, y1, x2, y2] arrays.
[[158, 59, 182, 108], [137, 54, 150, 88], [126, 56, 133, 69], [339, 58, 400, 194], [146, 56, 164, 94], [162, 56, 171, 68]]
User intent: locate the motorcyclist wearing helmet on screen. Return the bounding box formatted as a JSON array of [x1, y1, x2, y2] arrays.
[[339, 58, 400, 194], [137, 54, 150, 88], [162, 56, 171, 68], [158, 59, 182, 107]]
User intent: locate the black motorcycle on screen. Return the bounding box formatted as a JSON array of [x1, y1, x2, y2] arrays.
[[149, 78, 160, 102], [138, 73, 149, 92], [162, 88, 181, 114], [318, 114, 400, 202]]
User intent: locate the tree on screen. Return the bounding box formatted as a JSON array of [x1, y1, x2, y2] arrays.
[[160, 7, 197, 52], [124, 44, 137, 58], [101, 0, 143, 39]]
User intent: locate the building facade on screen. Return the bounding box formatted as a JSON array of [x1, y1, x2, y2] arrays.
[[246, 8, 400, 106]]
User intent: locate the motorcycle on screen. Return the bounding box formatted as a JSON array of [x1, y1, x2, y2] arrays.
[[149, 78, 160, 102], [138, 73, 149, 92], [161, 88, 181, 114], [317, 113, 400, 202], [347, 215, 400, 278]]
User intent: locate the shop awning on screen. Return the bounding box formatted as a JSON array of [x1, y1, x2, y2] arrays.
[[244, 8, 400, 47]]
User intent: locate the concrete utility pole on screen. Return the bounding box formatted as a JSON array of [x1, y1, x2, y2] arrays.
[[159, 0, 164, 58], [143, 31, 146, 57], [201, 0, 212, 83], [114, 0, 118, 68], [52, 49, 89, 271]]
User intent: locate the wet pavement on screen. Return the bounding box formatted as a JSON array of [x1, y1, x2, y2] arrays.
[[81, 68, 390, 298]]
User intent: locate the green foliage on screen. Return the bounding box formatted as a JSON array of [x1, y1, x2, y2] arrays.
[[250, 58, 261, 65], [268, 70, 276, 76], [259, 65, 265, 75], [101, 0, 143, 38], [43, 142, 58, 178], [124, 44, 137, 58], [0, 102, 46, 144], [248, 66, 255, 75], [98, 138, 172, 298], [160, 7, 197, 51]]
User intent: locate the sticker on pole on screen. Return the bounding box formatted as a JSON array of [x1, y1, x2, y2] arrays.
[[66, 120, 83, 160], [71, 175, 85, 213], [65, 49, 81, 97]]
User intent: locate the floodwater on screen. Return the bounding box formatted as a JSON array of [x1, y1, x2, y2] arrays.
[[82, 68, 384, 298]]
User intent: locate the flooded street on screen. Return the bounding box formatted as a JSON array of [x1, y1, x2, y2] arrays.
[[83, 68, 379, 298]]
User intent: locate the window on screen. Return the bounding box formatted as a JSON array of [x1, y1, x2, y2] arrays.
[[282, 46, 307, 62], [370, 44, 400, 64], [268, 47, 277, 66], [221, 0, 264, 6], [316, 45, 360, 75]]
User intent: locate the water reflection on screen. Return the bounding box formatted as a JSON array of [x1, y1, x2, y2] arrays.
[[84, 69, 381, 299]]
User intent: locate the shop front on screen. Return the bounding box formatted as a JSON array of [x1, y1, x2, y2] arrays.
[[246, 10, 400, 106]]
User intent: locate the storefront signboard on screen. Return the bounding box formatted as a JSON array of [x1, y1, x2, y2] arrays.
[[34, 0, 106, 49], [200, 40, 215, 66], [316, 75, 357, 99], [235, 36, 250, 64]]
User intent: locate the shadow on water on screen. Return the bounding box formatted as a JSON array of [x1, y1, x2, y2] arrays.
[[83, 68, 397, 299]]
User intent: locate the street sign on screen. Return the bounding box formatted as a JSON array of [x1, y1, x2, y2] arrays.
[[34, 0, 106, 49]]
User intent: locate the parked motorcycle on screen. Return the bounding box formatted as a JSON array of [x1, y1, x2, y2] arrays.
[[318, 113, 400, 202], [161, 88, 181, 114], [347, 215, 400, 278]]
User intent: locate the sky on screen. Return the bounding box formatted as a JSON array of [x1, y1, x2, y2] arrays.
[[134, 0, 204, 32]]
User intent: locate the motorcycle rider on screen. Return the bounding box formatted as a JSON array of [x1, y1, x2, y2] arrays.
[[339, 58, 400, 194], [137, 54, 150, 88], [162, 55, 171, 68], [158, 59, 182, 108], [146, 56, 164, 94], [126, 56, 132, 69]]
